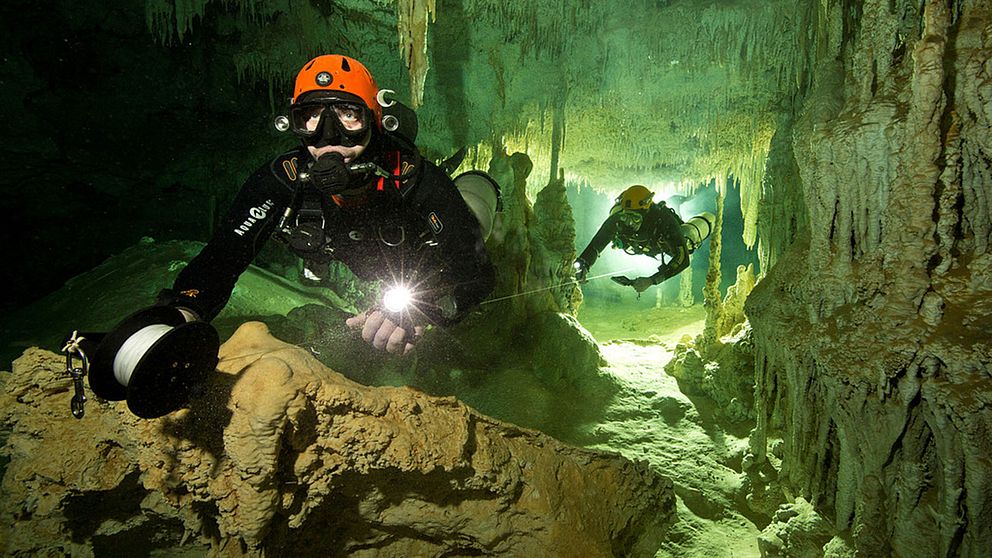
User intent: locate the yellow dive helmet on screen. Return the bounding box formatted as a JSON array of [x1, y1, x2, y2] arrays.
[[611, 185, 654, 215]]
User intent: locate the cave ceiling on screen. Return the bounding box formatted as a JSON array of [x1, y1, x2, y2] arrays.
[[153, 0, 815, 196]]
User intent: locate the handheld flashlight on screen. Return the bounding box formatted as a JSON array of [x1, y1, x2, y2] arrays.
[[382, 284, 413, 313]]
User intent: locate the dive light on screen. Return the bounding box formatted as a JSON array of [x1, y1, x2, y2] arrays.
[[382, 284, 414, 313]]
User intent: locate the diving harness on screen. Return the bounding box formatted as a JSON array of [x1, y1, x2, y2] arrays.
[[274, 141, 437, 272]]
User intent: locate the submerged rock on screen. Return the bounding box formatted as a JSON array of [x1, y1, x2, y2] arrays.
[[757, 498, 834, 558], [0, 322, 675, 557]]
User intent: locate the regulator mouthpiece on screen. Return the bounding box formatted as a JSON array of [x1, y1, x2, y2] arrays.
[[382, 284, 413, 313]]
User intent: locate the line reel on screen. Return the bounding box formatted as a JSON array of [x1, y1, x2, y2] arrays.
[[62, 306, 219, 419]]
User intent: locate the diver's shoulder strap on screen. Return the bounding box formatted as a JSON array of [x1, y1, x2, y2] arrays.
[[381, 132, 425, 199], [376, 150, 404, 192], [269, 148, 307, 190]]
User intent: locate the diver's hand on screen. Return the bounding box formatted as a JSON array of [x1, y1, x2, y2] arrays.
[[631, 277, 654, 293], [346, 309, 424, 355], [611, 275, 654, 293], [611, 275, 633, 287], [573, 259, 589, 283]]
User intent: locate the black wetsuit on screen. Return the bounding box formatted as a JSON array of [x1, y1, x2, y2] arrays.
[[577, 202, 689, 285], [161, 139, 495, 326]]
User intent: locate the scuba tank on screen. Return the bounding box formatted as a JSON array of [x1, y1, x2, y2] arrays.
[[681, 212, 716, 252]]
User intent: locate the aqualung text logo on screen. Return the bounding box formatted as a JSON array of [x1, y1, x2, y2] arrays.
[[234, 200, 274, 236]]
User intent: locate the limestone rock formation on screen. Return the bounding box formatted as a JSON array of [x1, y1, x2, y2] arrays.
[[745, 1, 992, 555], [0, 322, 675, 557], [533, 170, 581, 316], [715, 264, 756, 340], [485, 147, 539, 319], [665, 325, 756, 426], [757, 498, 835, 558], [666, 264, 758, 425]]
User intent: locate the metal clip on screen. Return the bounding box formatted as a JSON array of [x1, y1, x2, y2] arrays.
[[348, 162, 391, 179], [378, 224, 406, 247], [62, 330, 90, 419], [276, 206, 296, 237]]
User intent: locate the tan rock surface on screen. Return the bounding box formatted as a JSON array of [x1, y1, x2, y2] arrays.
[[1, 321, 675, 557]]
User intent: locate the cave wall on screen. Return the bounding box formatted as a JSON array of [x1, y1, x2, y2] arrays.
[[0, 0, 293, 311], [747, 0, 991, 555]]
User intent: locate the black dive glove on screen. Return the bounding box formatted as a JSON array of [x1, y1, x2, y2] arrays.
[[309, 153, 354, 196], [611, 276, 655, 293]]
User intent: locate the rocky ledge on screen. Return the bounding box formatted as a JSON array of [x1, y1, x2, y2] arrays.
[[0, 321, 675, 557]]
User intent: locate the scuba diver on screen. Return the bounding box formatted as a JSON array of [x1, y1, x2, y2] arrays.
[[60, 54, 498, 420], [158, 54, 497, 355], [574, 185, 715, 293]]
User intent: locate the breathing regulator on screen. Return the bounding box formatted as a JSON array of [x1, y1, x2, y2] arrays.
[[62, 306, 219, 419]]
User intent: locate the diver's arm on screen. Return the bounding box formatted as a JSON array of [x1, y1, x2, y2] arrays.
[[160, 164, 294, 321], [648, 242, 690, 285], [577, 213, 622, 269], [409, 162, 496, 326]]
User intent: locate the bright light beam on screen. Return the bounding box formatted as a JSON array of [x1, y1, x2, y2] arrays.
[[382, 284, 413, 313]]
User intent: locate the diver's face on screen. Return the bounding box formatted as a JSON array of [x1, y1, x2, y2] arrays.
[[619, 210, 644, 232], [292, 98, 373, 163]]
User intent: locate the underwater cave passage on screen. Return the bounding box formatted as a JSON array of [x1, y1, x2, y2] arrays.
[[566, 176, 766, 554]]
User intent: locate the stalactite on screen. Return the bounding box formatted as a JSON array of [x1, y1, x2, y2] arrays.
[[548, 94, 565, 183], [396, 0, 435, 108], [144, 0, 343, 101], [758, 116, 808, 273], [144, 0, 208, 43], [876, 0, 950, 311], [145, 0, 178, 43]]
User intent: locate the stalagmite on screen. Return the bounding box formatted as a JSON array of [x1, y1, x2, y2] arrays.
[[700, 187, 725, 351], [533, 169, 580, 316], [678, 264, 694, 307]]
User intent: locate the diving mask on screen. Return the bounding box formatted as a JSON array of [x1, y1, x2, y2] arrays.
[[618, 210, 644, 230], [290, 97, 371, 148]]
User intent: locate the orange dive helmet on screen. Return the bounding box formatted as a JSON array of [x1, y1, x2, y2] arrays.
[[292, 55, 383, 127]]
